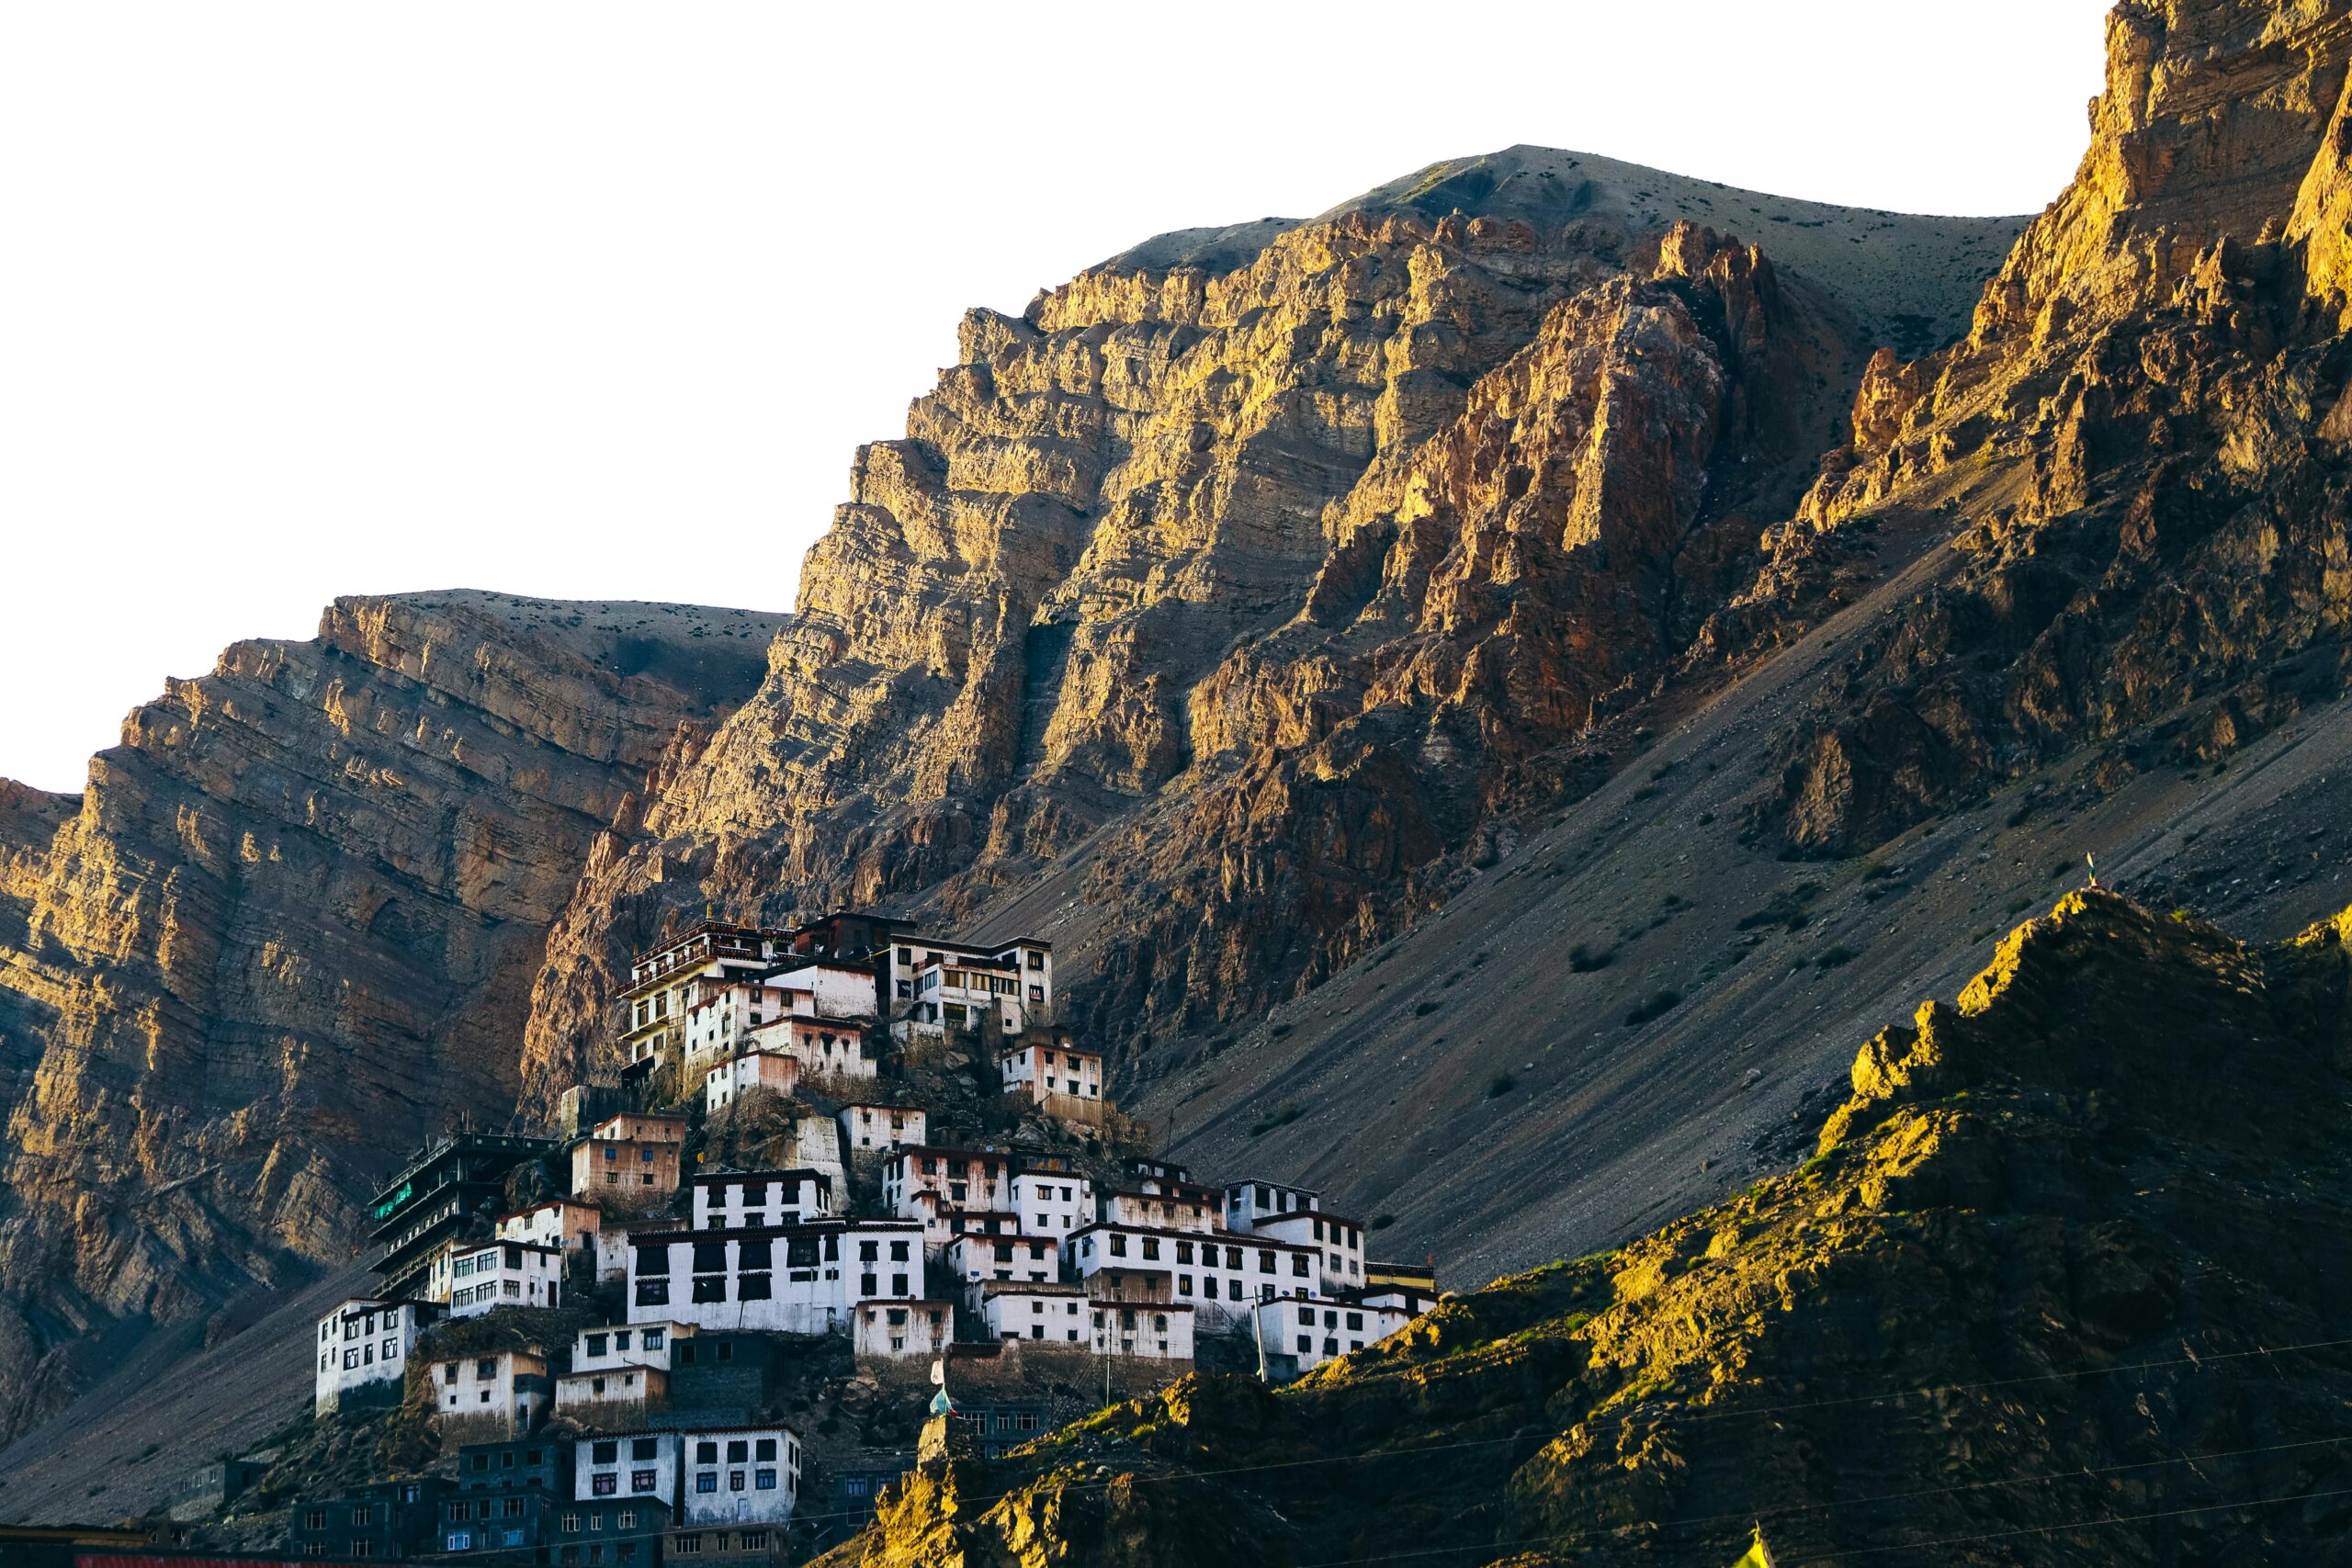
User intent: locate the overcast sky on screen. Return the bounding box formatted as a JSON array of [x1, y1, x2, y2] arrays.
[[0, 1, 2112, 794]]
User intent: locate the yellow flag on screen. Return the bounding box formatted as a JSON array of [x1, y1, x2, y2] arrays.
[[1729, 1528, 1776, 1568]]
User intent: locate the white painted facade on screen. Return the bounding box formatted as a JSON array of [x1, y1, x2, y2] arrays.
[[1255, 1295, 1411, 1371], [626, 1222, 922, 1335], [313, 1296, 443, 1415], [447, 1239, 564, 1317], [1251, 1209, 1369, 1293], [944, 1233, 1059, 1309], [690, 1168, 833, 1230], [1103, 1189, 1218, 1234], [703, 1048, 798, 1113], [1090, 1301, 1195, 1360], [495, 1199, 602, 1259], [577, 1430, 683, 1507], [881, 1147, 1012, 1218], [1069, 1224, 1320, 1327], [979, 1282, 1089, 1345], [837, 1102, 927, 1155], [1009, 1170, 1094, 1237], [1223, 1178, 1321, 1234], [1000, 1042, 1103, 1115], [851, 1299, 954, 1359], [430, 1348, 551, 1437], [884, 935, 1053, 1040], [743, 1014, 876, 1081], [680, 1426, 803, 1526]]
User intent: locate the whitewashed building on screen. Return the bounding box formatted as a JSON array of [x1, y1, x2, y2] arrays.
[[626, 1221, 922, 1334], [742, 1013, 875, 1081], [554, 1320, 695, 1422], [690, 1168, 834, 1230], [943, 1233, 1059, 1309], [836, 1102, 927, 1155], [495, 1199, 602, 1260], [1102, 1188, 1218, 1234], [620, 923, 794, 1070], [1223, 1178, 1321, 1234], [1069, 1224, 1319, 1327], [883, 935, 1053, 1042], [430, 1348, 552, 1438], [851, 1299, 954, 1360], [881, 1146, 1012, 1218], [704, 1048, 799, 1113], [1090, 1301, 1195, 1361], [1251, 1209, 1369, 1293], [447, 1239, 565, 1317], [576, 1430, 684, 1506], [1000, 1040, 1104, 1121], [312, 1296, 444, 1415], [1254, 1295, 1412, 1371], [979, 1282, 1089, 1345], [677, 1426, 803, 1530], [1009, 1170, 1094, 1237]]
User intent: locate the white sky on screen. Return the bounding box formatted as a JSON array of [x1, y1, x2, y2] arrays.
[[0, 1, 2112, 795]]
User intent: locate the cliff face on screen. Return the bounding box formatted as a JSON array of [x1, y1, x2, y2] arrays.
[[519, 152, 2021, 1107], [1740, 0, 2352, 853], [0, 592, 779, 1444], [812, 891, 2352, 1567]]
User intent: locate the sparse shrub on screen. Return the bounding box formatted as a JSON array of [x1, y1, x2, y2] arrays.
[[1860, 861, 1895, 881], [1369, 1213, 1396, 1231], [1970, 925, 1995, 942], [1815, 944, 1857, 969], [1248, 1101, 1306, 1138], [1487, 1073, 1517, 1099], [2170, 908, 2192, 922], [2007, 894, 2033, 914], [1568, 943, 1614, 973], [1270, 1021, 1293, 1038], [2047, 862, 2072, 881], [1413, 1000, 1441, 1017], [1624, 989, 1682, 1027]]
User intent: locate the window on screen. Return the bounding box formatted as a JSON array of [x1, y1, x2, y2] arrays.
[[696, 1441, 718, 1464], [593, 1474, 618, 1496], [561, 1514, 582, 1533], [695, 1472, 718, 1494], [631, 1470, 658, 1494], [755, 1438, 777, 1461], [306, 1509, 328, 1531], [642, 1329, 664, 1350], [351, 1506, 375, 1527], [729, 1470, 746, 1492], [618, 1511, 636, 1529], [594, 1440, 619, 1463]]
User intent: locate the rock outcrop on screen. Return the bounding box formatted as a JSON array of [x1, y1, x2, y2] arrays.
[[1740, 0, 2352, 853], [0, 592, 779, 1444], [811, 890, 2352, 1566], [518, 152, 2022, 1107]]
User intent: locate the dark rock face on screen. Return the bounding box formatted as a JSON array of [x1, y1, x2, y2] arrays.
[[808, 891, 2352, 1568], [0, 592, 779, 1444]]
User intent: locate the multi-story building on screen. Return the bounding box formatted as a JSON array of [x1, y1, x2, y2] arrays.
[[618, 922, 796, 1071], [576, 1431, 683, 1509], [447, 1239, 565, 1318], [1089, 1301, 1195, 1361], [1069, 1224, 1320, 1327], [436, 1483, 554, 1557], [999, 1037, 1104, 1121], [836, 1101, 926, 1156], [368, 1133, 557, 1302], [978, 1282, 1090, 1346], [571, 1112, 686, 1202], [1250, 1209, 1369, 1293], [1102, 1187, 1218, 1234], [880, 1146, 1012, 1218], [851, 1299, 954, 1359], [703, 1048, 797, 1113], [689, 1168, 833, 1230], [1222, 1178, 1321, 1235], [429, 1349, 553, 1440], [288, 1476, 449, 1561], [943, 1233, 1059, 1309], [1009, 1170, 1094, 1237], [313, 1296, 445, 1415], [883, 934, 1053, 1043], [554, 1319, 693, 1426], [1253, 1295, 1413, 1372], [741, 1012, 875, 1081], [667, 1425, 803, 1567], [496, 1199, 603, 1260], [625, 1220, 924, 1335]]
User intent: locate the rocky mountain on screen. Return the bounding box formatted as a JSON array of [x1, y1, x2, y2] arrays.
[[514, 151, 2021, 1113], [0, 592, 781, 1445], [815, 889, 2352, 1566]]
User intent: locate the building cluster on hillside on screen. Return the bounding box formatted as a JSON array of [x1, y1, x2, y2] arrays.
[[288, 910, 1441, 1564]]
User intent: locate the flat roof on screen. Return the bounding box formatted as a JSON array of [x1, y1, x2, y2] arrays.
[[628, 1218, 922, 1241], [1069, 1221, 1317, 1253]]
